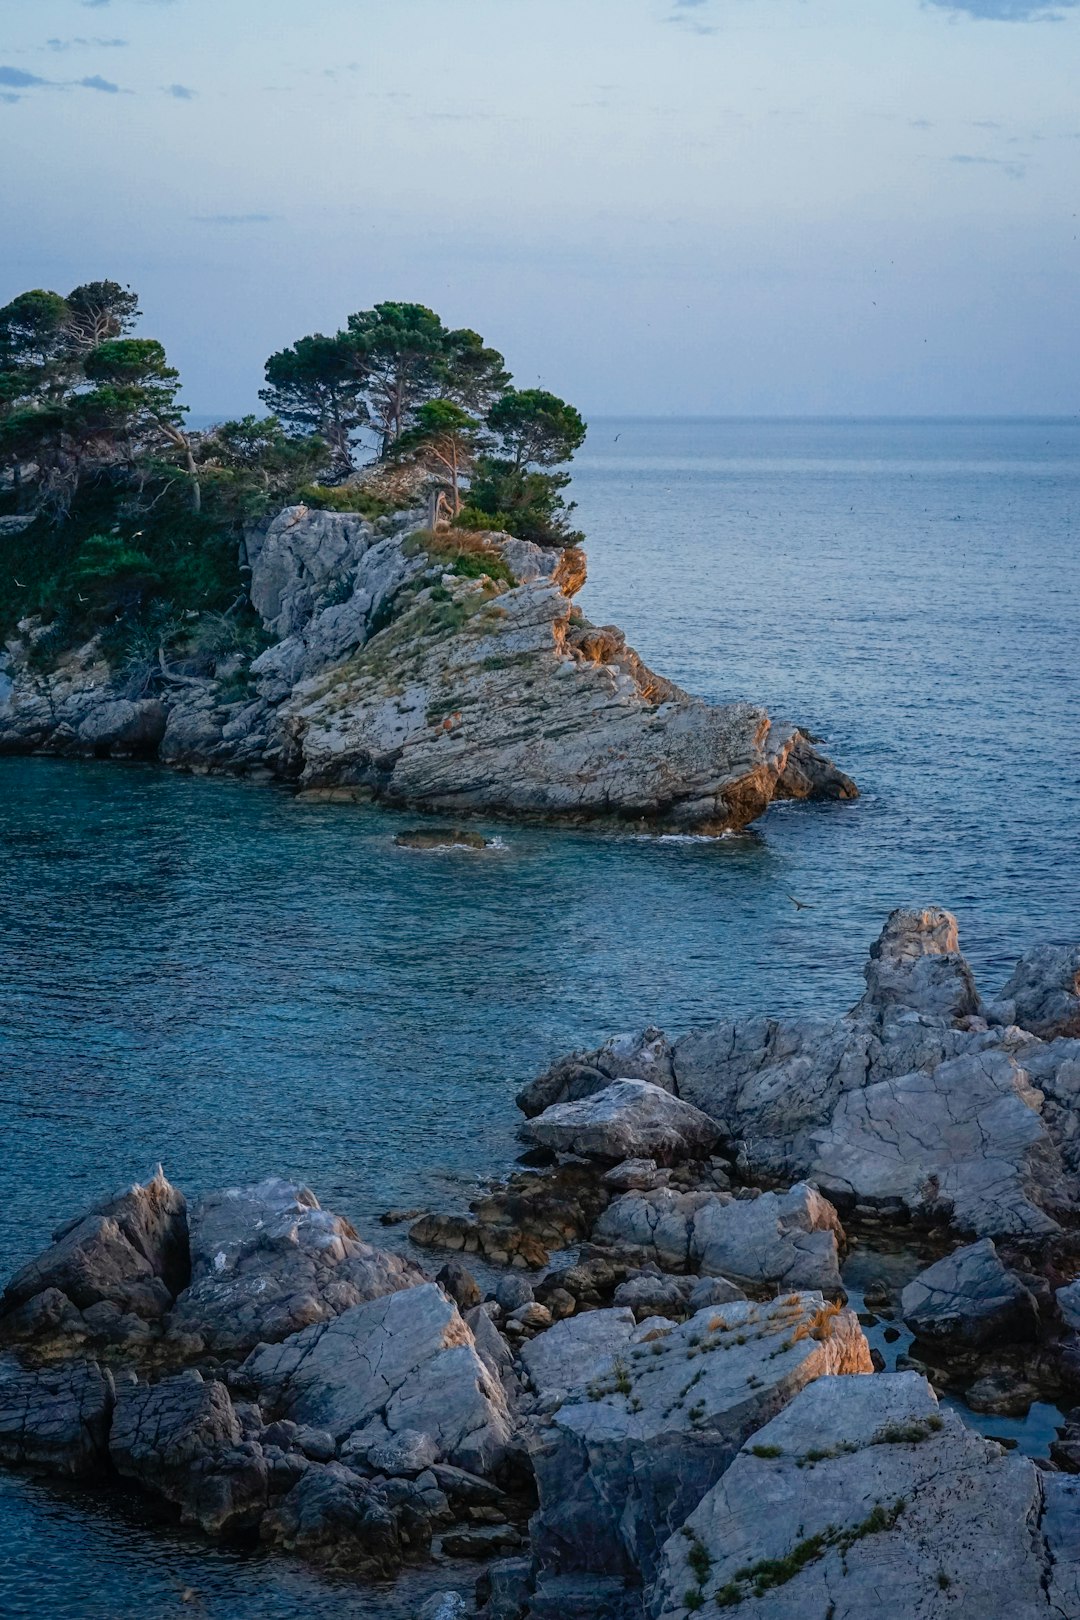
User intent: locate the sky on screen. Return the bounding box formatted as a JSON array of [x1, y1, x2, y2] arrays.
[[0, 0, 1078, 417]]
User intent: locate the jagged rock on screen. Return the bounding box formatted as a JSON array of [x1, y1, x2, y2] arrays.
[[524, 1081, 719, 1166], [464, 1305, 517, 1394], [242, 1282, 514, 1475], [900, 1239, 1039, 1347], [419, 1594, 470, 1620], [529, 1293, 870, 1590], [613, 1272, 694, 1321], [476, 1556, 532, 1620], [0, 1358, 114, 1475], [1000, 943, 1080, 1040], [0, 1167, 187, 1344], [519, 1308, 638, 1407], [367, 1427, 441, 1476], [260, 1460, 405, 1574], [109, 1368, 269, 1533], [593, 1182, 844, 1295], [247, 507, 377, 638], [651, 1370, 1080, 1618], [537, 909, 1080, 1243], [854, 905, 981, 1021], [164, 1176, 422, 1355]]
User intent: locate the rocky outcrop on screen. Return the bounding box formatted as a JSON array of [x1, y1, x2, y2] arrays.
[[592, 1182, 845, 1295], [164, 1176, 423, 1356], [651, 1370, 1080, 1618], [998, 943, 1080, 1040], [241, 1283, 515, 1477], [523, 1081, 719, 1165], [0, 1358, 114, 1475], [532, 907, 1080, 1242], [1, 509, 855, 835], [528, 1293, 871, 1593], [0, 1166, 188, 1353]]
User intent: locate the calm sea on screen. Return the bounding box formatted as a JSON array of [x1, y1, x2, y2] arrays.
[[1, 417, 1078, 1615]]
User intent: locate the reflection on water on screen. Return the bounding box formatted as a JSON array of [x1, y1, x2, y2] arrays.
[[2, 418, 1078, 1614]]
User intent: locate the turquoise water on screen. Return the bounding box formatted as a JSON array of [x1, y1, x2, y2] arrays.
[[1, 418, 1078, 1615]]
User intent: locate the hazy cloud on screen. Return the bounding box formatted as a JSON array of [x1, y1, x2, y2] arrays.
[[194, 213, 276, 225], [951, 151, 1027, 176], [166, 82, 195, 98], [79, 73, 123, 92], [46, 37, 128, 50], [0, 66, 49, 87], [928, 0, 1080, 17]]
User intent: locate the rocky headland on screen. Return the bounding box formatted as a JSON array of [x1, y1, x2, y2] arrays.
[[0, 507, 854, 836], [5, 906, 1080, 1617]]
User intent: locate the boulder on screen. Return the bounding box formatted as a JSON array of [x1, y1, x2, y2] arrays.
[[854, 905, 981, 1022], [529, 1293, 871, 1588], [613, 1272, 695, 1321], [519, 1309, 638, 1407], [438, 1260, 483, 1312], [651, 1370, 1080, 1618], [517, 1029, 676, 1118], [901, 1239, 1039, 1347], [524, 1081, 719, 1165], [109, 1369, 272, 1534], [0, 1357, 114, 1475], [242, 1282, 514, 1476], [1000, 943, 1080, 1040], [0, 1167, 187, 1340], [260, 1460, 404, 1575], [594, 1182, 844, 1295], [165, 1177, 422, 1355]]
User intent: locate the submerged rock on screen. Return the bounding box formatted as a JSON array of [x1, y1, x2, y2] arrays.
[[395, 827, 492, 851]]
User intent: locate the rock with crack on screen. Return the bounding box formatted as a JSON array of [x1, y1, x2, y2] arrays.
[[109, 1368, 270, 1533], [0, 1357, 114, 1475], [593, 1183, 845, 1295], [900, 1239, 1039, 1348], [523, 1081, 720, 1166], [651, 1369, 1080, 1618], [259, 1460, 406, 1575], [241, 1282, 514, 1476], [519, 1308, 639, 1409], [532, 908, 1080, 1243], [164, 1177, 423, 1356], [528, 1292, 871, 1590], [0, 1167, 188, 1350]]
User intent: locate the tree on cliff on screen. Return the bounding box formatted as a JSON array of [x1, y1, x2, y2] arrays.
[[462, 388, 587, 546], [259, 334, 367, 477], [394, 398, 481, 516]]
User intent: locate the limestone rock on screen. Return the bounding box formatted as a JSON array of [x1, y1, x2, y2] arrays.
[[247, 507, 377, 638], [109, 1368, 269, 1533], [242, 1282, 514, 1475], [594, 1182, 844, 1295], [652, 1370, 1080, 1618], [529, 1293, 871, 1588], [260, 1460, 404, 1575], [0, 1167, 187, 1341], [0, 1357, 114, 1475], [519, 1309, 638, 1407], [1000, 943, 1080, 1040], [165, 1176, 422, 1355], [854, 905, 981, 1021], [524, 1080, 719, 1165], [900, 1239, 1039, 1347]]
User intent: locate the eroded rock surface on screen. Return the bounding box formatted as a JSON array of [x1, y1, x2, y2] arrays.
[[0, 1357, 114, 1475], [1, 513, 855, 835], [524, 1081, 719, 1166], [652, 1370, 1080, 1619], [165, 1176, 423, 1355], [534, 908, 1080, 1241], [529, 1293, 871, 1589], [900, 1238, 1039, 1347]]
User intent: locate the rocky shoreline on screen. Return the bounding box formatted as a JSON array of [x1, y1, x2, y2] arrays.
[[4, 906, 1080, 1616], [0, 508, 855, 836]]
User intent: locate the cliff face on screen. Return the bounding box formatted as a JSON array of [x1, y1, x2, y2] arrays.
[[0, 507, 855, 834]]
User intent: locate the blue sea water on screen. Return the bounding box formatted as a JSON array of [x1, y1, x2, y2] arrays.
[[1, 417, 1078, 1615]]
